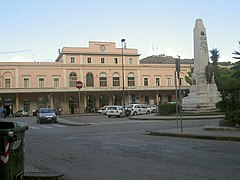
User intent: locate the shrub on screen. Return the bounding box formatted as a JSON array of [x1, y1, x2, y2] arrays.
[[216, 101, 225, 111], [158, 103, 178, 115], [228, 109, 240, 124]]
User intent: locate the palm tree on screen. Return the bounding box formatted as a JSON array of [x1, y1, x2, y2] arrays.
[[210, 48, 220, 65], [232, 41, 240, 78], [205, 48, 220, 83], [233, 41, 240, 59]]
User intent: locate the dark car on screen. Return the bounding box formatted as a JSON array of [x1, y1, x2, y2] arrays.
[[14, 110, 29, 117], [36, 108, 57, 124]]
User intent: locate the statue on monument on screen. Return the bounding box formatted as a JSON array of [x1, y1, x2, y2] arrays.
[[181, 19, 222, 112]]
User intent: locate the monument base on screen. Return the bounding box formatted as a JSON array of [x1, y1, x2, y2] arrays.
[[182, 83, 221, 112]]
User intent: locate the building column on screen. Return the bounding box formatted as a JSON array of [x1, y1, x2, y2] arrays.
[[156, 92, 159, 106], [63, 93, 68, 114], [50, 93, 53, 108]]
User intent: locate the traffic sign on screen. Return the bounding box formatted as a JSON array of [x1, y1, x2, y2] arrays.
[[76, 81, 83, 89]]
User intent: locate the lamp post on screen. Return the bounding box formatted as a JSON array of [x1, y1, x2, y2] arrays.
[[121, 39, 126, 107]]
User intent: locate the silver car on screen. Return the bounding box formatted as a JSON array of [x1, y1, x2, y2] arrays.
[[36, 108, 57, 124]]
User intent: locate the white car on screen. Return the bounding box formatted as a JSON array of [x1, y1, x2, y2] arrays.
[[101, 106, 111, 115], [106, 106, 125, 118], [125, 104, 150, 116]]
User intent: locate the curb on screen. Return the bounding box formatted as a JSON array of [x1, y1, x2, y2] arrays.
[[148, 131, 240, 142], [24, 173, 64, 180], [129, 115, 225, 120]]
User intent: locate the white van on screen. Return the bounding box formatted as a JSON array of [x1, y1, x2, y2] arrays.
[[106, 106, 125, 118]]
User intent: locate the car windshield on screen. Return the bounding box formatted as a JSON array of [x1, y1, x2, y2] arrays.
[[126, 104, 133, 108], [40, 109, 54, 113], [108, 106, 117, 110]]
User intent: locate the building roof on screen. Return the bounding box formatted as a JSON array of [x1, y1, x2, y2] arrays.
[[140, 54, 194, 64]]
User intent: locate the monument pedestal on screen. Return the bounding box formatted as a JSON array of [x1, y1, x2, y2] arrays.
[[182, 83, 221, 112]]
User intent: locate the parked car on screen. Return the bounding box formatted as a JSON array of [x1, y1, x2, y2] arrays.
[[36, 108, 57, 124], [106, 106, 125, 118], [125, 104, 150, 116], [101, 105, 111, 115], [14, 110, 29, 117]]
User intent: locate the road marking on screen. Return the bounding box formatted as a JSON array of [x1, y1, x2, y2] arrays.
[[88, 120, 158, 126]]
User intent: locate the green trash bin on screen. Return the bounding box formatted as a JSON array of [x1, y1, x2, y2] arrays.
[[0, 121, 28, 180]]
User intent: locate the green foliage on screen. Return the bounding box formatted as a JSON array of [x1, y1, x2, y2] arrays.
[[210, 48, 220, 65], [228, 109, 240, 124], [232, 41, 240, 60], [205, 48, 219, 84], [158, 103, 178, 115], [232, 61, 240, 78], [215, 67, 240, 118], [216, 101, 225, 111]]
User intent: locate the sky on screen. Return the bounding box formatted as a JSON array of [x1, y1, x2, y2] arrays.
[[0, 0, 240, 63]]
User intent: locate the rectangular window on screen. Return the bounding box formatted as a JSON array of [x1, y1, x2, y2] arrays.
[[71, 57, 75, 63], [156, 77, 160, 86], [23, 78, 29, 88], [144, 78, 148, 86], [114, 58, 118, 64], [53, 78, 59, 88], [113, 77, 120, 86], [39, 78, 45, 88], [101, 58, 105, 64], [128, 77, 135, 86], [166, 77, 171, 86], [5, 79, 10, 88], [100, 77, 107, 87], [129, 58, 133, 64], [87, 57, 91, 63]]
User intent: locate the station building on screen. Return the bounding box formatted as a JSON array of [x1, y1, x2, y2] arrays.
[[0, 41, 192, 115]]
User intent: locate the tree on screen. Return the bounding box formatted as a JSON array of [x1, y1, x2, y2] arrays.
[[215, 67, 240, 117], [210, 48, 220, 66], [232, 41, 240, 60], [205, 48, 220, 83], [232, 61, 240, 78]]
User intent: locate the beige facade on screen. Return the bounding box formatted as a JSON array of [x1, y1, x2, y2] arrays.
[[0, 41, 191, 115]]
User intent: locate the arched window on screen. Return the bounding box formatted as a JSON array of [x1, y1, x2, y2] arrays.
[[128, 73, 135, 86], [112, 73, 120, 86], [69, 72, 77, 87], [86, 73, 94, 87], [99, 73, 107, 87]]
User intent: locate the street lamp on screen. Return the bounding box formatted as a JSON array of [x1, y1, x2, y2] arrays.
[[121, 39, 126, 107]]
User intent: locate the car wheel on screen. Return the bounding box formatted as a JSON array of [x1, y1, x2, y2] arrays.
[[108, 115, 111, 118], [133, 111, 137, 116], [147, 111, 150, 114]]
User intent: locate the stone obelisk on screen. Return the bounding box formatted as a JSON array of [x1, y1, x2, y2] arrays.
[[182, 19, 221, 112]]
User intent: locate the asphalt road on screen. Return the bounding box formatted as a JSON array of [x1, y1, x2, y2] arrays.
[[5, 115, 240, 180]]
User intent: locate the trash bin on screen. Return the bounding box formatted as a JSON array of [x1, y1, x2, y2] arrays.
[[0, 121, 28, 180]]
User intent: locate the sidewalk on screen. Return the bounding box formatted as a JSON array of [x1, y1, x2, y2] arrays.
[[135, 114, 240, 142]]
